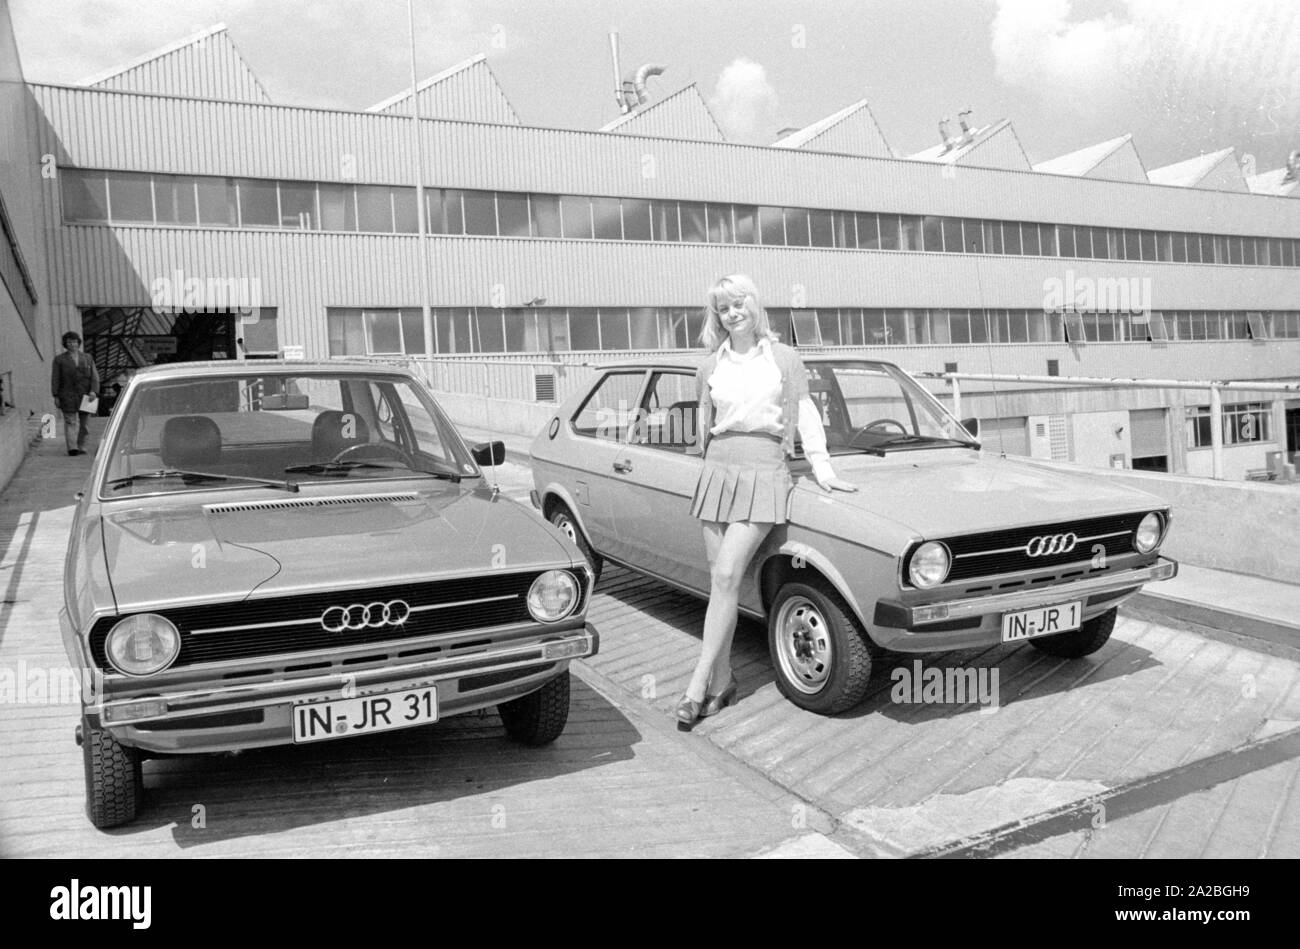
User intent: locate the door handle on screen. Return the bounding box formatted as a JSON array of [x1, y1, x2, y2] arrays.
[[612, 460, 633, 473]]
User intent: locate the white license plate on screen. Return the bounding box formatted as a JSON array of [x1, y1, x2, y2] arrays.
[[1001, 602, 1081, 643], [292, 686, 438, 743]]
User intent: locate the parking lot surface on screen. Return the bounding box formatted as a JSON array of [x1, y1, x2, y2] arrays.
[[2, 424, 1297, 858]]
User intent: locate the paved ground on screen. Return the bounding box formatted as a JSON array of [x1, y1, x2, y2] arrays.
[[0, 424, 841, 858], [3, 419, 1298, 858]]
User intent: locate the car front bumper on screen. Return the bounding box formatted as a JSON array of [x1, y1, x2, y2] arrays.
[[872, 557, 1177, 651], [85, 624, 599, 754]]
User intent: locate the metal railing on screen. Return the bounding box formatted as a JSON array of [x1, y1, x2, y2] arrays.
[[926, 370, 1300, 480]]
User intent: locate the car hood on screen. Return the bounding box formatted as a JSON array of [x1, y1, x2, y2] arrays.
[[100, 484, 571, 613], [804, 450, 1164, 538]]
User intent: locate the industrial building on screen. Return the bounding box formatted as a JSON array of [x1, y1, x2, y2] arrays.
[[1, 4, 1297, 488]]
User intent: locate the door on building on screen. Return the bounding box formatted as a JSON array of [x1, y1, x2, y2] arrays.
[[980, 417, 1029, 456], [1285, 403, 1300, 464], [1130, 408, 1169, 472], [82, 307, 239, 382]]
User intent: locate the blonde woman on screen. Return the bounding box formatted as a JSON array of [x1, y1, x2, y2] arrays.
[[678, 275, 857, 728]]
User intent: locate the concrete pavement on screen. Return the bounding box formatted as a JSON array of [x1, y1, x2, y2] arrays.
[[0, 421, 849, 858]]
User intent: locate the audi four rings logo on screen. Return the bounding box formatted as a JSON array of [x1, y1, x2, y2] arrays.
[[1025, 533, 1078, 557], [321, 600, 411, 632]]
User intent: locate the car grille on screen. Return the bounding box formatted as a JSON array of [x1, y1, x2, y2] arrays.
[[90, 571, 572, 670], [914, 512, 1151, 584]]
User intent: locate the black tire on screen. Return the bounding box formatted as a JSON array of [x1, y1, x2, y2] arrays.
[[548, 503, 603, 583], [767, 579, 875, 714], [1028, 606, 1117, 658], [82, 716, 143, 829], [498, 670, 571, 746]]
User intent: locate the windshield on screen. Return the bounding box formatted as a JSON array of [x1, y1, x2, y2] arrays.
[[805, 361, 976, 455], [100, 371, 478, 497]]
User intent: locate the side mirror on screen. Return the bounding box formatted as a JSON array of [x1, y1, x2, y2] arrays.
[[471, 440, 506, 467], [960, 417, 980, 439]]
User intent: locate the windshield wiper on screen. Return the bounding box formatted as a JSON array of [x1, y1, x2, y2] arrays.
[[109, 469, 300, 492], [872, 434, 976, 450], [284, 461, 462, 483]]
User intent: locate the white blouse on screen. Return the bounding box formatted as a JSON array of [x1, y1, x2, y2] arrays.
[[708, 337, 836, 483]]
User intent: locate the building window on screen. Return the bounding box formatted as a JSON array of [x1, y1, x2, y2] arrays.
[[496, 192, 530, 237], [809, 209, 834, 248], [530, 194, 561, 238], [622, 198, 652, 241], [1186, 401, 1272, 448], [279, 181, 317, 229], [705, 203, 734, 244], [592, 196, 622, 240], [327, 308, 426, 357], [107, 171, 154, 223], [60, 169, 110, 222], [942, 218, 962, 254], [237, 178, 279, 227], [878, 214, 901, 251], [783, 207, 810, 247], [679, 202, 707, 242], [353, 185, 392, 232], [560, 195, 592, 239], [154, 176, 198, 225]]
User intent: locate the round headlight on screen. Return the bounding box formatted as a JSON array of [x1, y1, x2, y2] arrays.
[[105, 613, 180, 676], [908, 541, 951, 588], [1134, 512, 1163, 553], [527, 570, 580, 623]]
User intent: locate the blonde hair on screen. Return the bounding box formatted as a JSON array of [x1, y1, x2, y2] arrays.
[[699, 274, 778, 351]]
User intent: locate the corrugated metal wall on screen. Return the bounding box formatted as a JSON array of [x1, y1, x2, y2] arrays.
[[374, 59, 519, 124], [90, 31, 270, 104], [21, 81, 1300, 371], [960, 125, 1031, 171], [799, 109, 891, 158], [1090, 143, 1148, 183], [31, 82, 1300, 235], [606, 87, 725, 142]]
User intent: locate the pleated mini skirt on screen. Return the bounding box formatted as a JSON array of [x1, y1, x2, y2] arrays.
[[690, 432, 792, 524]]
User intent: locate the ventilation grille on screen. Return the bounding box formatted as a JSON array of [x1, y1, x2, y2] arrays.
[[535, 373, 557, 402], [205, 492, 421, 515]]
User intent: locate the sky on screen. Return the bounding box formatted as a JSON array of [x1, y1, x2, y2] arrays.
[[9, 0, 1300, 172]]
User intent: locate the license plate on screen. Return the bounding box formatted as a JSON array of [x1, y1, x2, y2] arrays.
[[1001, 602, 1081, 643], [292, 686, 438, 743]]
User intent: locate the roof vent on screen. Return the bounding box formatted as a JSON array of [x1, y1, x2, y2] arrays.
[[1284, 149, 1299, 183], [609, 31, 666, 115]]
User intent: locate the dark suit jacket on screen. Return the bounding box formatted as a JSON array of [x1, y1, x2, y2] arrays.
[[52, 350, 100, 414]]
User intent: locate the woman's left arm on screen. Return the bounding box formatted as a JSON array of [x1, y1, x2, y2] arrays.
[[784, 350, 856, 493], [797, 398, 858, 493]]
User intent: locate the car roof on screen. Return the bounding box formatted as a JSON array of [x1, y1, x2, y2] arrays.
[[596, 352, 904, 372], [125, 359, 412, 380]]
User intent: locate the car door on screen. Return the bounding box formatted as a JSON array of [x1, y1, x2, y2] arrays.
[[608, 370, 711, 592], [565, 369, 649, 563]]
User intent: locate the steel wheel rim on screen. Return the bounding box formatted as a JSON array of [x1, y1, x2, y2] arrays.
[[553, 513, 578, 545], [774, 595, 833, 694]]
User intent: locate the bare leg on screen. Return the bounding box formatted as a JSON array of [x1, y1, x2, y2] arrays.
[[685, 520, 772, 702]]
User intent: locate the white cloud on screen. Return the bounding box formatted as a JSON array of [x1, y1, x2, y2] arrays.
[[990, 0, 1146, 92], [708, 58, 777, 144]]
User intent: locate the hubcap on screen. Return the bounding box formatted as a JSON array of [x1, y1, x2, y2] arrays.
[[774, 596, 833, 694], [554, 513, 577, 544]]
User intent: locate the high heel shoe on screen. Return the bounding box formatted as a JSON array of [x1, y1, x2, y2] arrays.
[[676, 695, 703, 730], [699, 676, 738, 718]]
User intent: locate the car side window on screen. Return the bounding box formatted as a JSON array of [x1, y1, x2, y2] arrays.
[[571, 372, 646, 442], [632, 371, 699, 453]]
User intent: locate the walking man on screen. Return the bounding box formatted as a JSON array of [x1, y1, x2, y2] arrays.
[[51, 331, 99, 456]]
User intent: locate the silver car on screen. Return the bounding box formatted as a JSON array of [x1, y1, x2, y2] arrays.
[[530, 356, 1175, 714], [62, 361, 597, 828]]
